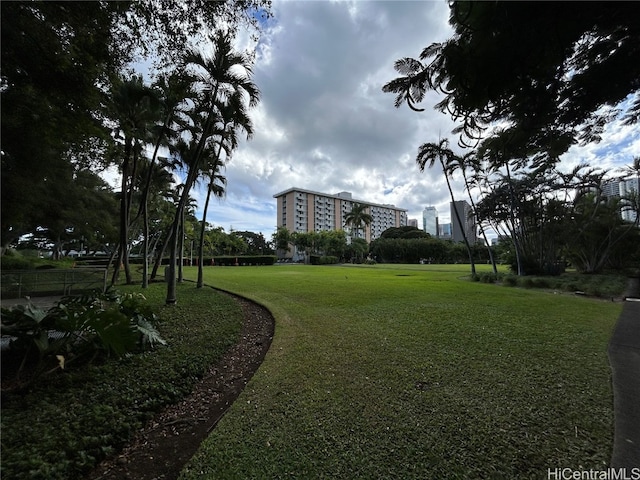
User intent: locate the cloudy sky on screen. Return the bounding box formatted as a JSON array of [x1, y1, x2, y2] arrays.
[[135, 0, 640, 239]]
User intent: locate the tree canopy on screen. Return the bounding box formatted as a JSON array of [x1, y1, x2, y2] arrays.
[[383, 1, 640, 161], [1, 0, 270, 249]]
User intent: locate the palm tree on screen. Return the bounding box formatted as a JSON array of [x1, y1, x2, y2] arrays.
[[452, 151, 498, 274], [344, 203, 373, 256], [416, 138, 476, 275], [168, 138, 203, 284], [139, 71, 194, 288], [166, 30, 260, 305], [197, 91, 254, 287], [196, 160, 227, 286], [108, 74, 162, 286]]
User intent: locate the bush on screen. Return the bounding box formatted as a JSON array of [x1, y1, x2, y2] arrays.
[[1, 283, 244, 480], [502, 275, 518, 287], [310, 255, 339, 265], [474, 272, 501, 284], [0, 290, 164, 389], [1, 255, 34, 270], [532, 278, 551, 289]]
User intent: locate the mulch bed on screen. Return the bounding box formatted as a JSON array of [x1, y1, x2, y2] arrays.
[[86, 291, 274, 480]]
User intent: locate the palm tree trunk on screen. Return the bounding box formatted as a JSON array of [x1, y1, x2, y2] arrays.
[[197, 183, 214, 288], [166, 85, 219, 304], [150, 228, 172, 281], [178, 208, 185, 283], [114, 138, 133, 285], [142, 200, 150, 288], [461, 169, 497, 274], [140, 123, 169, 288], [442, 159, 476, 275], [166, 164, 201, 304]]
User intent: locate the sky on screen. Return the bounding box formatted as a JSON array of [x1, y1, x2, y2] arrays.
[[117, 0, 640, 240]]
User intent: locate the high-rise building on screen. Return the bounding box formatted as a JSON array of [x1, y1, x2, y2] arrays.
[[601, 177, 640, 223], [408, 219, 418, 228], [601, 179, 621, 198], [451, 200, 477, 244], [422, 206, 438, 236], [438, 222, 452, 239], [273, 187, 408, 243], [620, 177, 639, 223]]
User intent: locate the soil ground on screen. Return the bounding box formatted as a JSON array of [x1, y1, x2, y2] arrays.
[[86, 291, 275, 480]]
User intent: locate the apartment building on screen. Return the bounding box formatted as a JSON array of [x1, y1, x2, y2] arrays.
[[601, 176, 640, 223], [273, 187, 408, 242]]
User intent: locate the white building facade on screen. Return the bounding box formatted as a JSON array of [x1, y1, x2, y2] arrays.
[[602, 177, 640, 223]]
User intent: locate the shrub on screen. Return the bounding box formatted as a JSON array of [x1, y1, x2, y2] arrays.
[[1, 255, 34, 270], [0, 290, 164, 389], [319, 256, 340, 265], [208, 255, 276, 266], [532, 278, 551, 289], [502, 275, 518, 287], [476, 272, 500, 284]]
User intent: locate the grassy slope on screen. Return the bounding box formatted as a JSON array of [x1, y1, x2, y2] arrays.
[[180, 264, 621, 480]]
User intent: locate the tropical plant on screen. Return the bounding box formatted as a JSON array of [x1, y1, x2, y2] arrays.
[[451, 151, 498, 274], [108, 74, 163, 286], [197, 90, 254, 288], [416, 139, 476, 274], [165, 30, 260, 304], [139, 72, 194, 288], [272, 227, 292, 258], [382, 1, 639, 162], [1, 290, 164, 390], [344, 203, 373, 243]]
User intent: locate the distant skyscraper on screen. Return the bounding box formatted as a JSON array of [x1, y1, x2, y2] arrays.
[[422, 206, 438, 236], [620, 177, 639, 223], [451, 201, 476, 244], [408, 218, 418, 228], [438, 223, 452, 239]]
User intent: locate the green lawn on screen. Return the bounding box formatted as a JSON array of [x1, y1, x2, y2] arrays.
[[179, 264, 621, 479]]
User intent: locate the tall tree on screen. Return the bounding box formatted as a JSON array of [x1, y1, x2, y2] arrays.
[[197, 91, 254, 287], [452, 152, 498, 274], [273, 227, 292, 259], [416, 139, 476, 275], [139, 72, 194, 288], [108, 75, 162, 285], [1, 1, 271, 254], [166, 31, 260, 305], [196, 155, 228, 288], [382, 1, 640, 160], [1, 2, 120, 248]]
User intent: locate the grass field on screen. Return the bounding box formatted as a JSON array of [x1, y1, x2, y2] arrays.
[[178, 263, 621, 479]]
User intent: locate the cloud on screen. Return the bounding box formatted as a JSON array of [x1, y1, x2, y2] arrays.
[[200, 0, 460, 234], [147, 0, 637, 237]]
